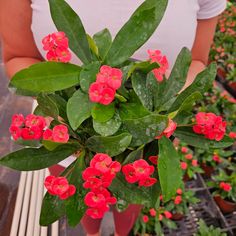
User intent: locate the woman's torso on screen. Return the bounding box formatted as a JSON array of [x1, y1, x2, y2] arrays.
[[31, 0, 200, 67]]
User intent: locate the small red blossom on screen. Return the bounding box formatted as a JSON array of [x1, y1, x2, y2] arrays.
[[52, 125, 69, 143], [181, 162, 188, 170], [148, 155, 158, 165], [149, 208, 156, 217], [9, 125, 22, 141], [181, 147, 188, 153], [25, 114, 46, 130], [219, 182, 232, 192], [86, 205, 109, 219], [139, 177, 157, 187], [122, 164, 139, 183], [21, 126, 43, 140], [11, 114, 24, 127], [156, 119, 177, 139], [174, 195, 182, 205], [43, 129, 53, 141], [159, 214, 163, 221], [164, 211, 172, 219], [229, 132, 236, 139], [176, 188, 182, 195], [191, 159, 198, 167], [185, 154, 193, 160], [212, 154, 222, 163], [142, 215, 149, 223]]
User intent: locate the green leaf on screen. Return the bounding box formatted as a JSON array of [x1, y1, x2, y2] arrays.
[[109, 173, 152, 205], [91, 102, 115, 122], [67, 89, 92, 130], [123, 148, 143, 165], [93, 112, 122, 136], [42, 140, 62, 151], [10, 62, 81, 93], [158, 136, 182, 202], [123, 114, 167, 146], [65, 152, 87, 227], [104, 0, 168, 66], [80, 61, 101, 92], [119, 102, 150, 120], [174, 127, 234, 149], [40, 194, 65, 226], [86, 133, 132, 157], [37, 93, 59, 119], [93, 28, 112, 60], [0, 144, 78, 171], [168, 63, 217, 113], [157, 47, 192, 110], [49, 0, 92, 64], [131, 72, 153, 111], [87, 34, 99, 58]]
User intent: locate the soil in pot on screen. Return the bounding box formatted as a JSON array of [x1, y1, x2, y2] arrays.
[[214, 195, 236, 214]]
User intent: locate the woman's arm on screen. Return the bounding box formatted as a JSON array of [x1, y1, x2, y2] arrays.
[[183, 16, 219, 89], [0, 0, 43, 78]]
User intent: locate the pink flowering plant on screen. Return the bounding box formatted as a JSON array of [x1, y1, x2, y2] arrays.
[[0, 0, 234, 227]]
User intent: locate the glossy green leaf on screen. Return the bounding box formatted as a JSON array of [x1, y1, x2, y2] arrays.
[[80, 62, 101, 92], [93, 28, 112, 60], [168, 63, 217, 113], [174, 127, 234, 149], [49, 0, 92, 63], [65, 153, 87, 227], [158, 136, 182, 202], [37, 93, 59, 119], [123, 114, 167, 146], [86, 133, 132, 157], [93, 112, 122, 136], [123, 148, 143, 165], [105, 0, 168, 66], [0, 144, 78, 171], [87, 34, 99, 57], [131, 71, 153, 111], [91, 102, 115, 122], [67, 90, 92, 130], [157, 47, 192, 110], [42, 140, 62, 151], [10, 62, 81, 93]]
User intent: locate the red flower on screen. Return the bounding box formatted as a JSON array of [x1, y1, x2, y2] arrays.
[[149, 208, 156, 217], [191, 160, 198, 167], [9, 125, 22, 141], [52, 125, 69, 143], [84, 191, 106, 208], [25, 114, 46, 130], [185, 154, 193, 160], [139, 177, 157, 187], [174, 195, 182, 205], [11, 114, 24, 127], [21, 126, 43, 140], [142, 215, 149, 223], [176, 188, 182, 195], [181, 162, 188, 170], [148, 155, 158, 165], [229, 132, 236, 139], [52, 177, 70, 195], [90, 153, 112, 173], [43, 129, 53, 141], [133, 159, 154, 179], [181, 147, 188, 153], [212, 154, 222, 163], [156, 119, 177, 139], [86, 205, 109, 219], [122, 164, 139, 183], [164, 211, 172, 219], [193, 112, 226, 141], [219, 182, 232, 192]]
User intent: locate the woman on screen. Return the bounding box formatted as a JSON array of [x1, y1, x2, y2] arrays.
[[0, 0, 226, 235]]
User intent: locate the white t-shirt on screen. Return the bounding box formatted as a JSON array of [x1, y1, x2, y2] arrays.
[[30, 0, 226, 167], [31, 0, 226, 68]]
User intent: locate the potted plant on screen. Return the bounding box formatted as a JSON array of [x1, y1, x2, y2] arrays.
[[0, 0, 233, 228], [208, 170, 236, 213], [193, 219, 227, 236]]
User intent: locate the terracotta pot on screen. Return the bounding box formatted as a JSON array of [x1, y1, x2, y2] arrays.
[[171, 212, 184, 221], [200, 163, 214, 178], [214, 195, 236, 214], [48, 164, 65, 177]]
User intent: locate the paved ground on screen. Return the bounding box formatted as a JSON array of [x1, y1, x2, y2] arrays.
[[0, 50, 114, 236]]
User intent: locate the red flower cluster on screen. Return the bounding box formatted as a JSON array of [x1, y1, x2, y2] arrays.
[[159, 211, 172, 221], [193, 112, 226, 141], [122, 159, 157, 187], [219, 182, 232, 192], [89, 65, 123, 105], [174, 188, 182, 205], [82, 153, 121, 219], [155, 119, 177, 139], [43, 125, 70, 143], [42, 31, 71, 62], [9, 114, 46, 141], [147, 49, 169, 82], [44, 175, 76, 200]]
